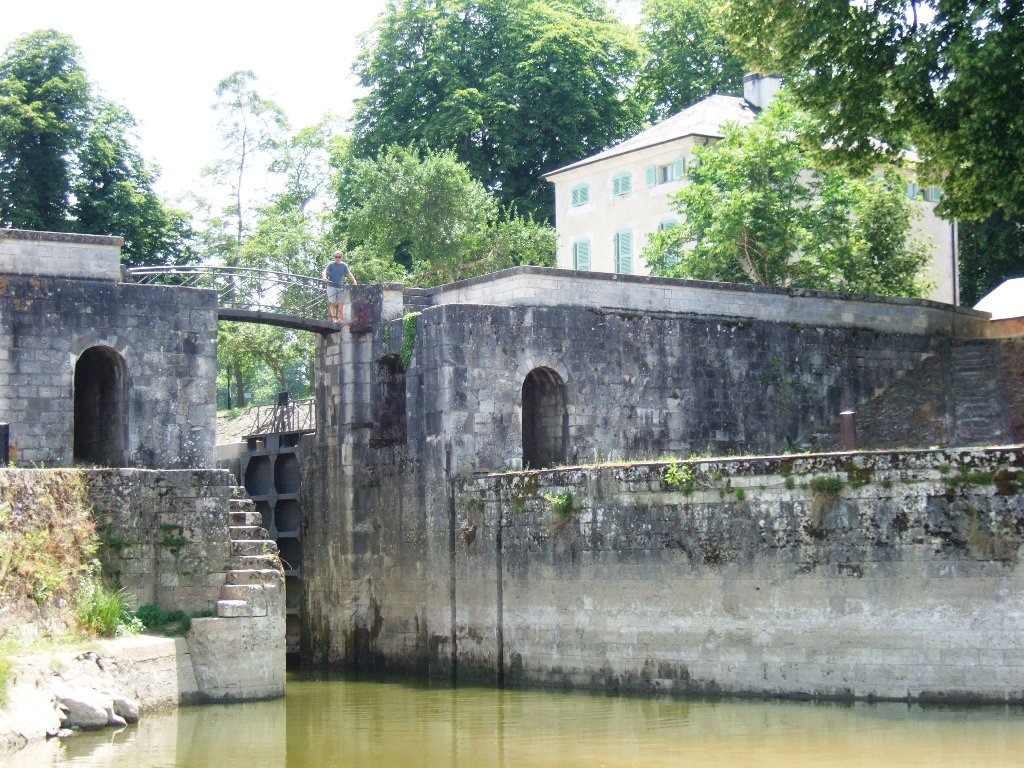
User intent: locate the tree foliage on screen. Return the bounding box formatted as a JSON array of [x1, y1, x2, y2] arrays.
[[635, 0, 745, 122], [351, 0, 644, 221], [644, 98, 931, 298], [725, 0, 1024, 222], [958, 213, 1024, 306], [336, 146, 555, 287], [204, 70, 288, 251], [0, 29, 191, 265]]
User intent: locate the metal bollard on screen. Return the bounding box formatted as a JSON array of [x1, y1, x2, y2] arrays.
[[839, 410, 857, 451], [0, 423, 8, 466]]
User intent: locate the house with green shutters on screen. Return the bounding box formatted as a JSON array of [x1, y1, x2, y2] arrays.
[[543, 74, 959, 304]]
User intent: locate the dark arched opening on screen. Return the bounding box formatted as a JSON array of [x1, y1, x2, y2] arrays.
[[374, 354, 407, 446], [522, 367, 567, 469], [74, 346, 128, 466]]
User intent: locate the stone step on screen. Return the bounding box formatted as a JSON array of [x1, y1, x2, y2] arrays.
[[217, 599, 254, 618], [230, 497, 254, 510], [231, 539, 279, 558], [230, 554, 282, 572], [230, 525, 268, 540], [230, 509, 263, 527], [221, 583, 266, 602], [226, 568, 282, 585]]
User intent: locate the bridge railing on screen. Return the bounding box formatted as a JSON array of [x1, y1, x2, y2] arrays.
[[125, 265, 328, 319], [245, 397, 316, 437]]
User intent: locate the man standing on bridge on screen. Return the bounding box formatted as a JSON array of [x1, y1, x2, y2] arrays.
[[322, 251, 358, 325]]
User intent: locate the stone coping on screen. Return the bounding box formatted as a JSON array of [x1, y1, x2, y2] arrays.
[[369, 267, 991, 338], [468, 443, 1024, 480], [0, 228, 124, 247]]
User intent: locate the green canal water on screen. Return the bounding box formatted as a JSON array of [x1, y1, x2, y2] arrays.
[[8, 673, 1024, 767]]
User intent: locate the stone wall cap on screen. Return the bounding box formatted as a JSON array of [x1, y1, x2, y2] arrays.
[[0, 227, 124, 247]]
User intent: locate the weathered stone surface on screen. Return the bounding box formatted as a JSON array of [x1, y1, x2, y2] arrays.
[[299, 274, 1023, 703], [57, 691, 110, 730], [0, 237, 217, 469], [111, 695, 140, 724]]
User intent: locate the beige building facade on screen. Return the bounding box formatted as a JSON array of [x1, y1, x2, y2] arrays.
[[544, 75, 959, 304]]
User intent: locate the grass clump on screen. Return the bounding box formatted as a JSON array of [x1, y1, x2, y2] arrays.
[[75, 572, 142, 638], [0, 655, 10, 706]]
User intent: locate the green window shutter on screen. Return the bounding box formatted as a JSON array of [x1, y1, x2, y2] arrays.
[[573, 240, 591, 270], [674, 156, 686, 179], [614, 230, 633, 274], [907, 182, 919, 200], [613, 173, 632, 196], [571, 183, 590, 207], [645, 165, 657, 187]]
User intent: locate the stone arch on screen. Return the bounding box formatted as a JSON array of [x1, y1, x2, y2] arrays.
[[74, 345, 128, 466], [522, 367, 567, 469]]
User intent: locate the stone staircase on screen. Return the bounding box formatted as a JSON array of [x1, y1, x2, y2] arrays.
[[948, 340, 1009, 446], [217, 487, 284, 619]]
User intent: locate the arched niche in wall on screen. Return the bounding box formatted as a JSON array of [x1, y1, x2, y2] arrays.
[[522, 367, 567, 469], [374, 354, 407, 446], [74, 345, 128, 467]]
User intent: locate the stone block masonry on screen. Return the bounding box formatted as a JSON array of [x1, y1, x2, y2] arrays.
[[0, 259, 217, 469], [0, 229, 122, 281], [438, 448, 1024, 702], [86, 469, 236, 613]]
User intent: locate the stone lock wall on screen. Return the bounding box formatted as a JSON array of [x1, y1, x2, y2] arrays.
[[301, 270, 1023, 701], [85, 469, 234, 614], [461, 448, 1024, 701], [0, 229, 217, 469]]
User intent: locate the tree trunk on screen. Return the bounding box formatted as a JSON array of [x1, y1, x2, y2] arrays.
[[233, 361, 247, 408]]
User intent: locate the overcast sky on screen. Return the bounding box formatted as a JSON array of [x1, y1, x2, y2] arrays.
[[2, 0, 641, 202], [1, 0, 393, 198]]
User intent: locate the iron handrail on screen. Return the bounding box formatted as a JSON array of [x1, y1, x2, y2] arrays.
[[125, 265, 329, 318], [246, 397, 316, 436]]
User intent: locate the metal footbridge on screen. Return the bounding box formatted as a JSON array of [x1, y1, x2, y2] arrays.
[[125, 265, 340, 333]]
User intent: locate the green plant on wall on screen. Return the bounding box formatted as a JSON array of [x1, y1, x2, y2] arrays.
[[159, 524, 188, 556], [544, 492, 579, 534], [402, 312, 421, 369], [664, 462, 695, 494]]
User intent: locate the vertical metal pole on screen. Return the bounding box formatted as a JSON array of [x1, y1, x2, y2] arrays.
[[840, 411, 858, 451]]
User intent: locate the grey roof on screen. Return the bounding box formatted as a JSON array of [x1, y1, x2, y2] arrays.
[[545, 95, 759, 178]]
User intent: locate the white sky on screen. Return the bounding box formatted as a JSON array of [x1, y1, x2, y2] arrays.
[[2, 0, 641, 202], [1, 0, 393, 199]]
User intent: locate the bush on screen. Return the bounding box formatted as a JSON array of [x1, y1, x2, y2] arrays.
[[136, 604, 194, 636]]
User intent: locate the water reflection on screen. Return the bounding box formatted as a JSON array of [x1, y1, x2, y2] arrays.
[[10, 673, 1024, 767]]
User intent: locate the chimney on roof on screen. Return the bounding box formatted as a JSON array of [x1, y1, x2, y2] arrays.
[[743, 73, 783, 110]]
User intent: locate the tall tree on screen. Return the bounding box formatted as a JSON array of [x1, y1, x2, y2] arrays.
[[725, 0, 1024, 222], [634, 0, 745, 122], [72, 100, 194, 265], [0, 29, 191, 265], [644, 97, 932, 298], [205, 70, 288, 250], [351, 0, 644, 221], [336, 146, 555, 286], [0, 30, 88, 231]]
